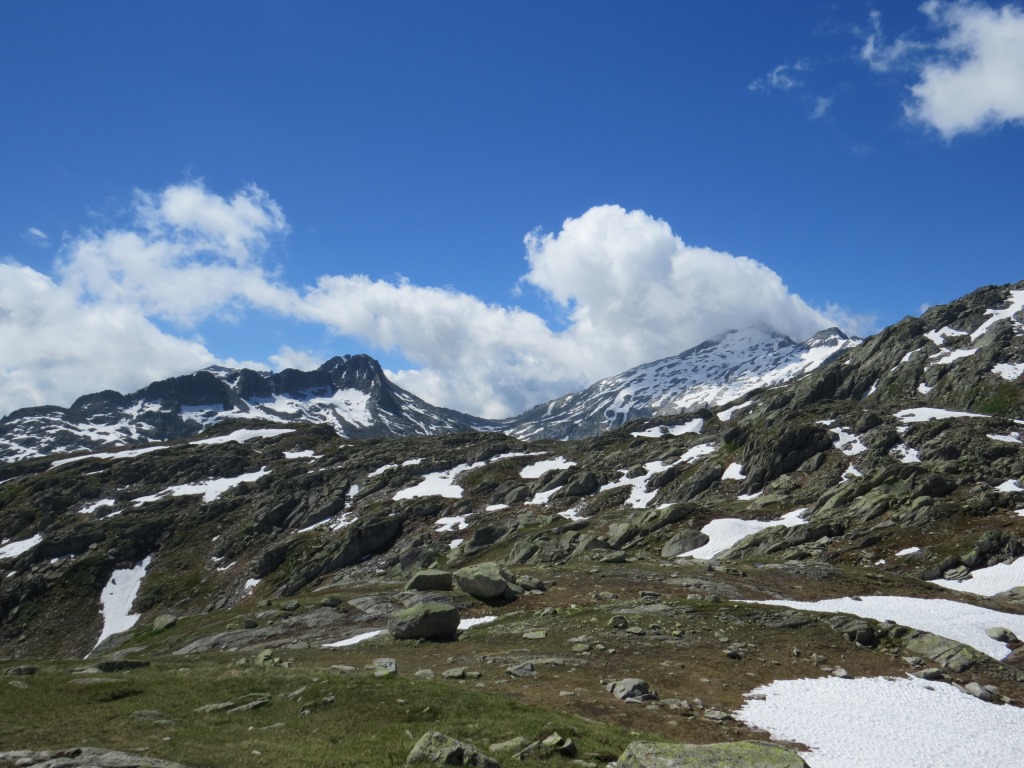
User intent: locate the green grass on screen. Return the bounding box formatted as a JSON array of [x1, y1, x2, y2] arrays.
[[2, 659, 641, 766]]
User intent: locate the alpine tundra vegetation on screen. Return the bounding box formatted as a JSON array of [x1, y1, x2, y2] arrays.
[[1, 280, 1023, 767]]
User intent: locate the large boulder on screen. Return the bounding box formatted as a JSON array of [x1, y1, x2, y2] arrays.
[[388, 602, 460, 641], [661, 529, 710, 558], [405, 569, 453, 591], [406, 731, 499, 767], [617, 741, 809, 767], [454, 562, 513, 600]]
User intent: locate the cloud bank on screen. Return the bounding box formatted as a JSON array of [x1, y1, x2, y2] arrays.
[[862, 2, 1024, 138], [0, 183, 853, 420]]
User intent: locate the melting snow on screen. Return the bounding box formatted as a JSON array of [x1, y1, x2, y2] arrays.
[[678, 509, 807, 560], [520, 457, 576, 479], [895, 408, 988, 423], [890, 444, 921, 464], [485, 504, 509, 512], [735, 675, 1024, 768], [931, 348, 978, 365], [993, 362, 1024, 381], [722, 463, 746, 480], [93, 556, 151, 651], [458, 615, 497, 630], [242, 578, 261, 594], [558, 508, 586, 522], [932, 557, 1024, 596], [133, 468, 270, 505], [896, 546, 921, 557], [988, 432, 1022, 444], [599, 461, 673, 508], [924, 327, 968, 346], [840, 465, 863, 483], [79, 499, 116, 515], [630, 418, 704, 439], [192, 428, 294, 445], [368, 463, 397, 477], [971, 288, 1024, 341], [917, 383, 933, 395], [996, 480, 1024, 493], [679, 443, 717, 463], [829, 427, 867, 456], [743, 595, 1024, 660], [51, 445, 168, 468], [737, 491, 763, 501], [716, 400, 753, 422], [393, 462, 485, 500], [435, 515, 470, 533], [0, 534, 43, 560], [449, 538, 464, 550], [283, 449, 319, 459], [322, 629, 384, 648]]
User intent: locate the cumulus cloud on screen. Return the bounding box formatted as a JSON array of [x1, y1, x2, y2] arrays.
[[0, 184, 856, 420], [908, 1, 1024, 137], [860, 2, 1024, 138], [0, 262, 217, 415]]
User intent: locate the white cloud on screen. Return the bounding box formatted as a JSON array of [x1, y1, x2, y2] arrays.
[[907, 1, 1024, 137], [749, 61, 808, 92], [810, 96, 834, 119], [0, 185, 857, 420], [269, 346, 324, 372], [860, 2, 1024, 138], [24, 227, 49, 245], [0, 262, 216, 416], [860, 9, 926, 72]]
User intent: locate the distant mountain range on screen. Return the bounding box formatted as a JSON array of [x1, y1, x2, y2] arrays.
[[0, 325, 860, 462]]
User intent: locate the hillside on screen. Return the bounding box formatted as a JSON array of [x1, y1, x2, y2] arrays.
[[0, 280, 1022, 767]]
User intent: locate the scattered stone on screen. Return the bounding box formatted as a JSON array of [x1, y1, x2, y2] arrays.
[[8, 680, 29, 689], [617, 741, 809, 767], [831, 667, 852, 679], [406, 731, 499, 767], [523, 630, 547, 640], [281, 600, 301, 612], [986, 627, 1019, 643], [330, 665, 357, 674], [320, 594, 343, 607], [415, 669, 436, 680], [607, 678, 658, 701], [965, 681, 995, 702], [443, 667, 467, 679], [373, 658, 398, 678], [454, 562, 515, 600], [388, 601, 460, 641], [489, 736, 530, 753], [227, 697, 270, 714], [703, 709, 733, 722], [5, 665, 37, 676], [608, 615, 629, 630], [153, 614, 178, 632], [913, 668, 944, 681], [505, 662, 537, 678], [254, 649, 279, 667]]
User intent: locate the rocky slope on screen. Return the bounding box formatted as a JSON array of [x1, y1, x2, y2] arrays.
[[0, 280, 1022, 767]]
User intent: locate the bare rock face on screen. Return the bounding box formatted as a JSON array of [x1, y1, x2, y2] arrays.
[[617, 741, 809, 768]]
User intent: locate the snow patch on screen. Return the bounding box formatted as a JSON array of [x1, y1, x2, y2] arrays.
[[0, 534, 43, 561], [520, 457, 576, 479], [993, 362, 1024, 381], [890, 444, 921, 464], [830, 427, 867, 456], [133, 468, 270, 505], [679, 509, 807, 560], [393, 462, 485, 500], [716, 400, 753, 422], [722, 462, 746, 480], [896, 547, 920, 557], [322, 629, 384, 648], [630, 418, 704, 439], [895, 408, 988, 423], [51, 445, 168, 468], [996, 480, 1024, 493], [193, 428, 294, 445], [93, 556, 151, 651]]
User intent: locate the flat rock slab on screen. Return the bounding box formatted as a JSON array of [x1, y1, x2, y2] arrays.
[[617, 741, 809, 767], [0, 747, 194, 767], [406, 731, 499, 767]]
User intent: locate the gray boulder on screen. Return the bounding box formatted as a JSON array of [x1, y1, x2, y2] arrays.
[[661, 529, 710, 558], [607, 678, 658, 701], [388, 602, 460, 641], [405, 569, 454, 591], [617, 741, 809, 767], [454, 562, 514, 600], [406, 731, 499, 767]]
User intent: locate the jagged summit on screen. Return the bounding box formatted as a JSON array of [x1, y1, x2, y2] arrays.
[[0, 354, 492, 463], [500, 326, 859, 440]]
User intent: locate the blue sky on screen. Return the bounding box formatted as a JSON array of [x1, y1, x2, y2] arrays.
[[1, 1, 1023, 418]]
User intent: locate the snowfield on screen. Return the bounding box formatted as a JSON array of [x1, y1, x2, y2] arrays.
[[735, 674, 1024, 768], [92, 556, 151, 652], [678, 509, 807, 560]]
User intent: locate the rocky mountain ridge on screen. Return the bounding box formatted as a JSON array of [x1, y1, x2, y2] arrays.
[[0, 326, 858, 464]]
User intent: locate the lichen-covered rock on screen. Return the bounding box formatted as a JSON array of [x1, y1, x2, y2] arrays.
[[617, 740, 809, 767], [406, 731, 499, 767], [404, 569, 453, 591], [454, 562, 513, 600], [388, 602, 460, 641]]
